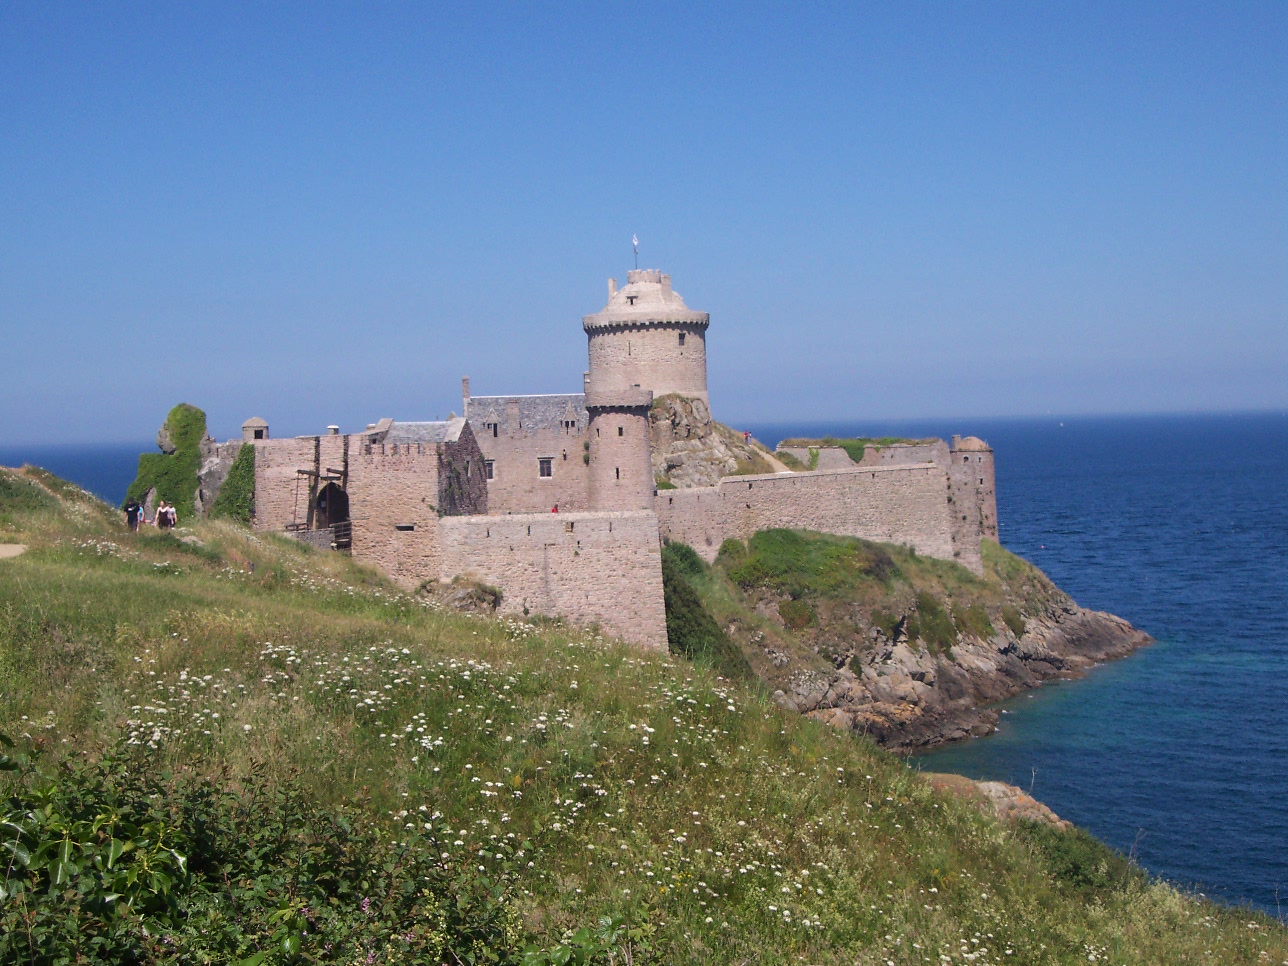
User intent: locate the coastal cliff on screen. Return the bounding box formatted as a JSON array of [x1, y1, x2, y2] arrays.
[[663, 532, 1151, 754]]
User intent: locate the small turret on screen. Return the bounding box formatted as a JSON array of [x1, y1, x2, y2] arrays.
[[242, 417, 269, 442]]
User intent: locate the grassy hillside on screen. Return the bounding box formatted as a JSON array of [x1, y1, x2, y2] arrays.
[[1, 465, 1284, 964]]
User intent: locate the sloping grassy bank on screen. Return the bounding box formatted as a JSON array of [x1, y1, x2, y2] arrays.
[[1, 466, 1283, 964]]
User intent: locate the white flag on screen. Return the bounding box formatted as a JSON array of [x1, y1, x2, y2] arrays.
[[632, 234, 638, 251]]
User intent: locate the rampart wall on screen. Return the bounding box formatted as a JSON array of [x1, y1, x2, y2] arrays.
[[656, 463, 973, 571], [438, 511, 668, 649]]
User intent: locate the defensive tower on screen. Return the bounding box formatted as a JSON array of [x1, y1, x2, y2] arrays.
[[583, 269, 710, 403]]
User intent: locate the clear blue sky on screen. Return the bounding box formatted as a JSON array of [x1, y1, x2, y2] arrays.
[[2, 2, 1285, 445]]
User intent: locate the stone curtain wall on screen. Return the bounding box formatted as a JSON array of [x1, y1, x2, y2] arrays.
[[437, 511, 668, 649], [729, 466, 957, 563], [656, 464, 973, 571], [586, 324, 708, 402], [656, 485, 728, 556]]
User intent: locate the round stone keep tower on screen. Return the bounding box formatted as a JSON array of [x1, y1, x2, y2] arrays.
[[583, 269, 710, 404]]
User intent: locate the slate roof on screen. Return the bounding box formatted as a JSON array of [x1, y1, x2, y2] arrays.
[[382, 417, 467, 444], [465, 394, 588, 432]]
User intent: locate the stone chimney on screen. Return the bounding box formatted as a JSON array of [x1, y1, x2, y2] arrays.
[[327, 425, 340, 435], [462, 375, 471, 415], [608, 278, 617, 298]]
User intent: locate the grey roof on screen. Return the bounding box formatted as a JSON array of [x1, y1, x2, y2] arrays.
[[383, 417, 466, 444], [466, 394, 588, 432]]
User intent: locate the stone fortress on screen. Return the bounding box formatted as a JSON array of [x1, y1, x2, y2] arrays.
[[240, 268, 997, 648]]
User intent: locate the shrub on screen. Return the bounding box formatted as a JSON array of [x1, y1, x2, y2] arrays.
[[1015, 820, 1145, 897], [0, 470, 57, 524], [774, 449, 808, 471], [0, 738, 528, 965], [1001, 604, 1027, 638], [208, 443, 255, 524], [714, 538, 748, 569], [661, 545, 753, 680], [125, 404, 207, 523], [778, 598, 817, 630], [662, 540, 707, 582], [955, 602, 995, 639], [907, 592, 956, 657]]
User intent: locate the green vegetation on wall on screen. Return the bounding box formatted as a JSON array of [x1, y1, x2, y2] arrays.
[[780, 436, 934, 466], [661, 542, 753, 680], [125, 403, 207, 522], [208, 443, 255, 524]]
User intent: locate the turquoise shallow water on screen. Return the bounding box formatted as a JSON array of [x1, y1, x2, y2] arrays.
[[5, 414, 1287, 912], [747, 412, 1288, 914]]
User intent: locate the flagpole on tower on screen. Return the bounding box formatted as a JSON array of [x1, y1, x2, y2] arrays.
[[632, 234, 639, 270]]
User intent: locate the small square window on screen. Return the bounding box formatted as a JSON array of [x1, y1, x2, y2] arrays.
[[538, 458, 553, 478], [485, 460, 494, 480], [253, 429, 264, 439], [678, 332, 686, 346], [617, 426, 624, 436]]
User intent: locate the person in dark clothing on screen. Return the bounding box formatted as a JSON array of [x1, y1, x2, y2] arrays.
[[124, 501, 140, 531]]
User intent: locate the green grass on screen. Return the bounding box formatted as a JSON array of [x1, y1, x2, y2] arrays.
[[0, 466, 1283, 964]]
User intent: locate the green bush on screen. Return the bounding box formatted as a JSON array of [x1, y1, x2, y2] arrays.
[[208, 443, 255, 524], [955, 601, 995, 639], [907, 592, 956, 657], [774, 449, 808, 471], [661, 545, 753, 680], [1015, 820, 1145, 897], [0, 738, 527, 965], [125, 404, 207, 523], [714, 538, 748, 569], [777, 598, 817, 630], [1001, 604, 1027, 638]]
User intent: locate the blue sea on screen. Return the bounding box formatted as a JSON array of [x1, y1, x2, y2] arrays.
[[4, 414, 1287, 913]]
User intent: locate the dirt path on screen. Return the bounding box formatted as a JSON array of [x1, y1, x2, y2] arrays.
[[0, 544, 27, 558]]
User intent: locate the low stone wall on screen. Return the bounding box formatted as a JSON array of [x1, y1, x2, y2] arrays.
[[437, 510, 668, 649]]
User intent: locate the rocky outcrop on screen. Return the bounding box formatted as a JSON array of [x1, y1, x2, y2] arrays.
[[921, 772, 1071, 829], [650, 394, 787, 487], [196, 440, 240, 515], [769, 598, 1150, 755]]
